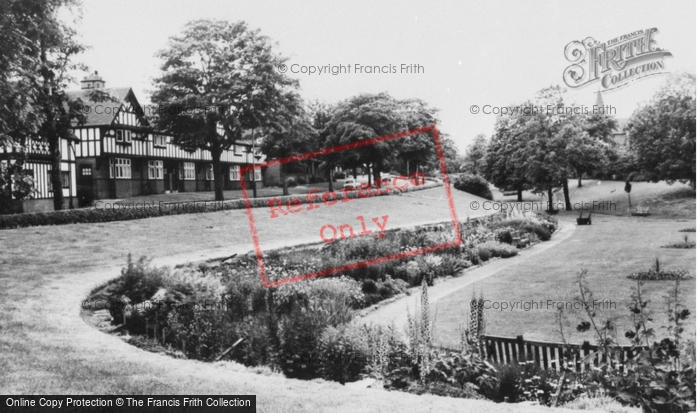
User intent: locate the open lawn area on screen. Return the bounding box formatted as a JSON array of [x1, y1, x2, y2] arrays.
[[3, 186, 556, 412], [492, 179, 695, 219], [433, 213, 697, 349]]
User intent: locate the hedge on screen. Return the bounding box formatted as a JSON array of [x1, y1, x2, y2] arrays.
[[0, 180, 442, 230]]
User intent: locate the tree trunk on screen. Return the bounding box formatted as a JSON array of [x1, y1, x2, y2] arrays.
[[327, 164, 333, 192], [547, 187, 554, 211], [367, 164, 372, 186], [562, 178, 572, 210], [517, 185, 523, 202], [45, 103, 64, 211], [282, 163, 289, 196], [211, 145, 224, 201], [352, 167, 357, 179], [41, 47, 64, 211], [373, 160, 382, 185], [577, 172, 583, 188]]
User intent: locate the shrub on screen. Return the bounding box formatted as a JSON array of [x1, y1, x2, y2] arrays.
[[478, 241, 519, 258], [333, 171, 346, 180], [317, 323, 371, 384], [362, 279, 378, 295], [679, 227, 695, 232], [477, 247, 491, 262], [377, 277, 409, 299], [453, 174, 493, 200], [662, 235, 695, 249], [296, 176, 307, 185], [519, 222, 551, 241], [628, 258, 692, 281], [285, 177, 298, 188], [495, 227, 514, 244]]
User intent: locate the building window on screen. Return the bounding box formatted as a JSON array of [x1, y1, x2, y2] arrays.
[[234, 145, 243, 156], [61, 171, 70, 188], [115, 130, 132, 144], [206, 164, 215, 181], [179, 162, 195, 180], [109, 158, 131, 179], [81, 167, 92, 176], [148, 160, 163, 180], [46, 171, 70, 190], [153, 135, 167, 147], [229, 165, 240, 181], [247, 167, 262, 182]]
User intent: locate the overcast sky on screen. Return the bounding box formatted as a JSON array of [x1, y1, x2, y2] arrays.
[[66, 0, 696, 152]]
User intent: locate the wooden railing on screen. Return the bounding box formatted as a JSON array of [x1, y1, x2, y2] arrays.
[[480, 334, 638, 372]]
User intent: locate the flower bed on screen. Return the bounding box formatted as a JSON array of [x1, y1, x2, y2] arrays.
[[86, 212, 559, 388]]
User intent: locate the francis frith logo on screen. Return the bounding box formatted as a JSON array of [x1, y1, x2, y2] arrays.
[[563, 28, 672, 91]]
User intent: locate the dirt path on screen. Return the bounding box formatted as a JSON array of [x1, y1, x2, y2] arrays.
[[358, 221, 577, 330]]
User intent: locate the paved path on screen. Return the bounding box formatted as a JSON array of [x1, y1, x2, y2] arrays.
[[358, 221, 577, 330]]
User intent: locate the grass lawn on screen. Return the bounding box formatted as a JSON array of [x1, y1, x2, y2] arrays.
[[492, 179, 695, 219], [433, 213, 696, 349], [2, 186, 543, 412]]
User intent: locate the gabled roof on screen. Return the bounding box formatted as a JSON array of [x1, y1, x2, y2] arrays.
[[66, 87, 148, 127]]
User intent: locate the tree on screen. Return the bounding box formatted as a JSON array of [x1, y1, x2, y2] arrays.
[[572, 112, 616, 187], [151, 19, 297, 201], [323, 93, 403, 185], [323, 93, 440, 185], [439, 136, 462, 175], [0, 0, 107, 211], [463, 134, 488, 175], [260, 94, 318, 195], [627, 73, 696, 188], [483, 105, 532, 202]]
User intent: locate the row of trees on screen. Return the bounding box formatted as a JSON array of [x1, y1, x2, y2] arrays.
[[259, 93, 459, 195], [1, 5, 459, 208], [150, 21, 458, 199], [464, 74, 695, 209]]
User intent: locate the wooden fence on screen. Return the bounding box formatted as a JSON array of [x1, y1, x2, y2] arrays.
[[480, 334, 638, 372]]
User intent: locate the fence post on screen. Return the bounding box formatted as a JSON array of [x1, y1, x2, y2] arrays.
[[582, 341, 590, 370], [516, 335, 525, 361]]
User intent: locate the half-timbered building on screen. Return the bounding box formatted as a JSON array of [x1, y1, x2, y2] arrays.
[[0, 136, 79, 213], [69, 72, 263, 204], [2, 72, 265, 212]]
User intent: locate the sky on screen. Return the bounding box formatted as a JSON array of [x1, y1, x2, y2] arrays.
[[64, 0, 696, 152]]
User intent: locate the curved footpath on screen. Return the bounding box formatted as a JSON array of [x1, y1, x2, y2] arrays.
[[0, 188, 588, 413], [359, 221, 577, 329]]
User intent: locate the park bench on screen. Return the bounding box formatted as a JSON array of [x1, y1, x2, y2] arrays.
[[576, 211, 592, 225]]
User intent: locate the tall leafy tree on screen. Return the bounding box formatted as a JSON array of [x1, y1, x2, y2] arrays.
[[483, 105, 532, 202], [151, 19, 297, 201], [1, 0, 100, 210], [627, 73, 696, 188], [324, 93, 439, 185], [259, 93, 317, 195], [323, 93, 403, 185], [463, 134, 488, 175]]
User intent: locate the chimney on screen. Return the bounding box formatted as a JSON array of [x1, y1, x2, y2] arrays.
[[80, 71, 106, 90]]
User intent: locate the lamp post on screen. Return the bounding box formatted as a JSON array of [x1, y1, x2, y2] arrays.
[[249, 129, 258, 199]]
